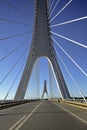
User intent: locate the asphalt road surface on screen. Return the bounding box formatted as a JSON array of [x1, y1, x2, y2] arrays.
[[0, 100, 87, 130]]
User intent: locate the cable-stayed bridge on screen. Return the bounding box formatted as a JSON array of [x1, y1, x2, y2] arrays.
[[0, 0, 87, 129]]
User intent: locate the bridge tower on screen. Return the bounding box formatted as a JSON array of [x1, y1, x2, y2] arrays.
[[14, 0, 70, 100], [41, 80, 49, 99]]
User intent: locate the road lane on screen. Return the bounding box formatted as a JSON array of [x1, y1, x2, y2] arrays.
[[54, 102, 87, 124], [0, 100, 41, 130], [17, 100, 87, 130], [53, 101, 87, 122], [9, 102, 42, 130], [0, 100, 87, 130]]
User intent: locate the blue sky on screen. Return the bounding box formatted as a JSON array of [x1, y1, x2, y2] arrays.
[[0, 0, 87, 100]]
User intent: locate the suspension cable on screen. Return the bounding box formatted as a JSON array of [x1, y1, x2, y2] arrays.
[[0, 48, 28, 86], [50, 16, 87, 27], [33, 59, 40, 99], [48, 62, 52, 98], [51, 36, 87, 77], [36, 59, 40, 99], [49, 0, 60, 17], [49, 0, 52, 8], [50, 0, 73, 22], [51, 31, 87, 49], [53, 55, 69, 98], [3, 65, 24, 101], [0, 18, 30, 26], [0, 38, 30, 63], [0, 31, 30, 41], [49, 61, 60, 98], [3, 0, 29, 19], [55, 48, 87, 103], [49, 0, 55, 13], [48, 59, 63, 99]]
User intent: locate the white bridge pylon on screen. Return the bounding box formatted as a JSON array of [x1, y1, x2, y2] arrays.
[[41, 80, 49, 99], [14, 0, 70, 100]]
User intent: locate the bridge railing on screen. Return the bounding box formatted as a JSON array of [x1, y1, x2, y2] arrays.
[[51, 98, 87, 109], [0, 99, 40, 110], [59, 99, 87, 106]]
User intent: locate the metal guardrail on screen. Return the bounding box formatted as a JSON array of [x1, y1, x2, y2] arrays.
[[0, 99, 40, 110]]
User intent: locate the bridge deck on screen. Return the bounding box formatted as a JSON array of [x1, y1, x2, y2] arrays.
[[0, 100, 87, 130]]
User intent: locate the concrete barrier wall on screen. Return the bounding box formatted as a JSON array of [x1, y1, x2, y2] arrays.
[[50, 99, 87, 109], [0, 99, 40, 110]]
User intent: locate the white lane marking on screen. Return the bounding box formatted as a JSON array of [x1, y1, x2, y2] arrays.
[[9, 102, 42, 130], [9, 115, 26, 130], [15, 102, 42, 130], [54, 102, 87, 125]]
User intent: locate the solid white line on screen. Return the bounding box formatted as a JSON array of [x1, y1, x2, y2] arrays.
[[9, 115, 26, 130], [15, 102, 42, 130], [9, 102, 42, 130], [54, 102, 87, 125]]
